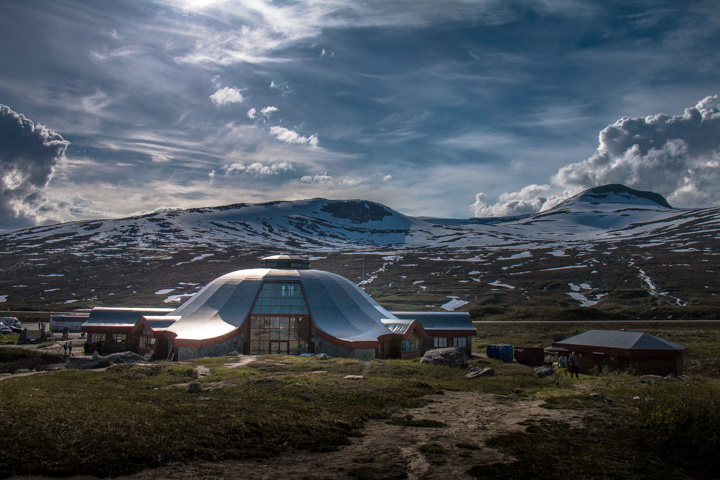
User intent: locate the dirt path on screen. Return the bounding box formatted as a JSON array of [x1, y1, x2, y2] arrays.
[[15, 388, 584, 480]]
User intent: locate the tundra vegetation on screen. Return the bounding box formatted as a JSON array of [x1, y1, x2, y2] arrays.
[[0, 321, 719, 479]]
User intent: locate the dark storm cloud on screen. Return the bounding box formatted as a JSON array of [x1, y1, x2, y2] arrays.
[[0, 105, 69, 228]]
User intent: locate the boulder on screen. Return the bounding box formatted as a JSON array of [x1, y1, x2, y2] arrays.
[[534, 366, 555, 378], [186, 382, 203, 393], [315, 353, 331, 360], [66, 356, 111, 370], [466, 367, 494, 379], [195, 366, 212, 377], [105, 352, 147, 365], [420, 347, 468, 367]]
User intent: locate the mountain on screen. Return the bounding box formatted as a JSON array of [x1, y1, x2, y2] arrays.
[[0, 185, 718, 319]]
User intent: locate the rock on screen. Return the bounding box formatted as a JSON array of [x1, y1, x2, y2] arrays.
[[66, 356, 111, 370], [315, 353, 330, 360], [466, 367, 494, 379], [534, 366, 555, 378], [419, 347, 468, 367], [104, 352, 147, 365], [344, 375, 364, 380], [195, 366, 212, 377], [226, 351, 239, 356], [186, 382, 203, 393], [14, 369, 31, 374]]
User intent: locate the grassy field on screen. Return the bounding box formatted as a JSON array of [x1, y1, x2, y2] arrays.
[[1, 322, 720, 479]]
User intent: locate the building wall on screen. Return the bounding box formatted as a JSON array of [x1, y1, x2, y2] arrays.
[[312, 332, 376, 360], [177, 330, 249, 361], [574, 349, 684, 376]]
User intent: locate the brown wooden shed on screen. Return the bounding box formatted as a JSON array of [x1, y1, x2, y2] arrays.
[[552, 329, 688, 376]]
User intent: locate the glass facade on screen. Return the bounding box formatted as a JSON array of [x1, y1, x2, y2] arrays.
[[249, 282, 311, 355]]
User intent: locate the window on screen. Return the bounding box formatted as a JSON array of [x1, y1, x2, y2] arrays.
[[402, 338, 420, 352], [453, 337, 467, 348], [89, 333, 105, 343], [251, 282, 308, 315], [434, 337, 447, 348], [111, 333, 126, 344], [249, 315, 310, 355]]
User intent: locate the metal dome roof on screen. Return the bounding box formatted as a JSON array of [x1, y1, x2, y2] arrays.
[[167, 267, 397, 343]]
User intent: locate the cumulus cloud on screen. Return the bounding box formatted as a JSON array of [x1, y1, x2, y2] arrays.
[[270, 126, 318, 147], [553, 95, 720, 206], [260, 106, 278, 117], [471, 184, 562, 217], [472, 95, 720, 216], [247, 108, 257, 119], [225, 161, 293, 175], [300, 173, 332, 184], [0, 105, 69, 228], [210, 86, 244, 106]]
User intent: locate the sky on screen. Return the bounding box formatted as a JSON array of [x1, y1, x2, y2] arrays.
[[1, 0, 719, 230]]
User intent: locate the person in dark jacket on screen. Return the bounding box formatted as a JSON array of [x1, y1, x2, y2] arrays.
[[569, 352, 579, 378]]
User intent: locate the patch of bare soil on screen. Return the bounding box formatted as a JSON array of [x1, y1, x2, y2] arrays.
[[15, 388, 585, 480]]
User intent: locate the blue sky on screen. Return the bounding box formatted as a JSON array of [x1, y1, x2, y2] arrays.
[[0, 0, 719, 229]]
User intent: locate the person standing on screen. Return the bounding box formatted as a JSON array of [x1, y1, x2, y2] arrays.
[[569, 351, 579, 378], [68, 342, 73, 356], [63, 342, 68, 356], [558, 354, 568, 376]]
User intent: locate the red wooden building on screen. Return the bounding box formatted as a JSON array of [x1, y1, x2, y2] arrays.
[[552, 329, 688, 376]]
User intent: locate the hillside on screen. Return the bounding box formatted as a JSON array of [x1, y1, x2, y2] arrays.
[[0, 185, 718, 319]]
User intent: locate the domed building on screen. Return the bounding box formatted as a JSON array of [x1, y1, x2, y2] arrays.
[[82, 255, 476, 361]]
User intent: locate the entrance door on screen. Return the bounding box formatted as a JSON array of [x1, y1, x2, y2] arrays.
[[270, 341, 289, 354]]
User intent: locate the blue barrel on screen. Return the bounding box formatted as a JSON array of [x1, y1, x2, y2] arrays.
[[497, 344, 514, 363], [487, 343, 514, 362]]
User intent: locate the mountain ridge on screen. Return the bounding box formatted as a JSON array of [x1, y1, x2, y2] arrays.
[[0, 184, 718, 317]]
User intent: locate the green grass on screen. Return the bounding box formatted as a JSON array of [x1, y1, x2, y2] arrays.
[[469, 374, 720, 479], [0, 347, 64, 373], [0, 334, 19, 345], [0, 357, 433, 477]]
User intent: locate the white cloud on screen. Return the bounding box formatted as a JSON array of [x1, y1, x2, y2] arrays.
[[300, 173, 332, 184], [471, 184, 563, 217], [225, 161, 293, 175], [471, 95, 720, 215], [0, 105, 69, 229], [270, 126, 318, 147], [552, 95, 720, 207], [247, 108, 257, 119], [210, 86, 244, 106], [261, 106, 278, 117]]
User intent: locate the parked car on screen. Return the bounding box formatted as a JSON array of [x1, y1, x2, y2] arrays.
[[6, 324, 22, 334], [0, 325, 12, 335], [0, 317, 20, 328]]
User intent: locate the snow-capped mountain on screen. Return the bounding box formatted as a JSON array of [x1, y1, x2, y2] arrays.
[[0, 184, 718, 316], [2, 184, 716, 253]]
